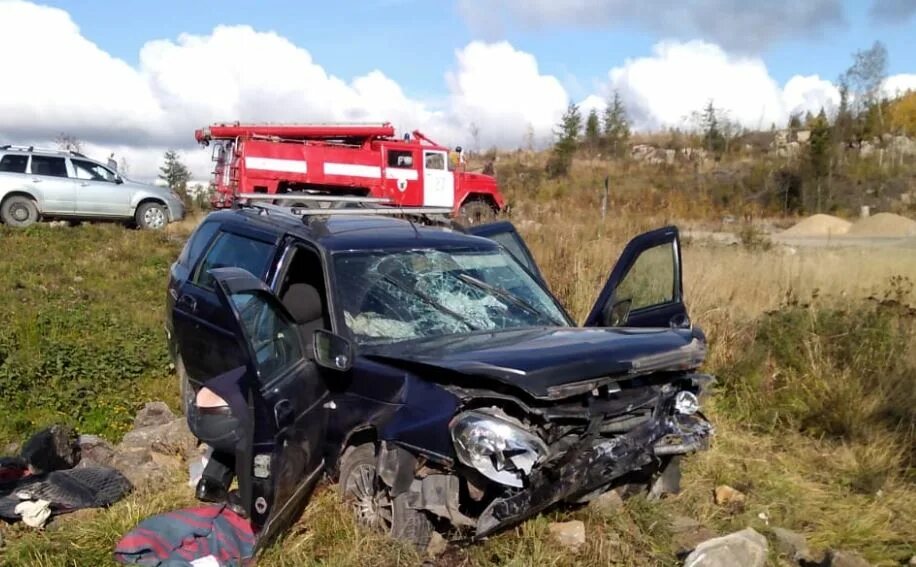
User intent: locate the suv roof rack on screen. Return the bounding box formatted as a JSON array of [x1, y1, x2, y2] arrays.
[[0, 145, 87, 158], [237, 194, 455, 225]]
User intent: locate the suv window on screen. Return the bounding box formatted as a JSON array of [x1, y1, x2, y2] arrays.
[[30, 156, 68, 178], [0, 154, 28, 173], [230, 291, 303, 384], [193, 231, 274, 289], [387, 150, 414, 168], [178, 221, 220, 268], [72, 159, 116, 182]]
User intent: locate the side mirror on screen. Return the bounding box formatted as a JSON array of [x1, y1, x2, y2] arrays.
[[604, 297, 632, 327], [312, 330, 353, 372], [115, 176, 124, 184]]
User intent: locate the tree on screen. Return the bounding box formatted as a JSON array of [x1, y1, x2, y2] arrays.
[[701, 100, 726, 154], [888, 91, 916, 136], [159, 150, 192, 203], [806, 108, 832, 211], [584, 109, 601, 154], [55, 133, 82, 153], [603, 91, 630, 157], [546, 103, 581, 178], [788, 113, 803, 130], [842, 41, 888, 132]]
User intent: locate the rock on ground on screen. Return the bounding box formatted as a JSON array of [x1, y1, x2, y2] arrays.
[[111, 416, 198, 490], [825, 550, 872, 567], [683, 528, 767, 567], [426, 531, 447, 558], [713, 485, 746, 507], [548, 520, 586, 553], [76, 434, 116, 468], [588, 489, 624, 515], [133, 402, 177, 430], [670, 516, 716, 556], [770, 527, 823, 565]]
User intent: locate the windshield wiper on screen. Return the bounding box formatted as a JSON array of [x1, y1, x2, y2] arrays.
[[379, 274, 482, 331], [455, 273, 561, 325]]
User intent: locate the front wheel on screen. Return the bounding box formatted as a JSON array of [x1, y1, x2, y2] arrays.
[[458, 199, 496, 225], [338, 444, 433, 549], [1, 196, 39, 228], [136, 202, 168, 230]]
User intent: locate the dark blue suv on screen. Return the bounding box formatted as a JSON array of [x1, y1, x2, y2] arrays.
[[165, 203, 713, 549]]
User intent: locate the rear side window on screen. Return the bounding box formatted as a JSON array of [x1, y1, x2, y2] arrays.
[[0, 154, 29, 173], [193, 231, 274, 289], [30, 156, 68, 177], [178, 221, 220, 268]]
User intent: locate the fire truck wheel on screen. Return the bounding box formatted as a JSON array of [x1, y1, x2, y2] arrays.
[[458, 199, 496, 225], [1, 195, 39, 228], [136, 202, 168, 230]]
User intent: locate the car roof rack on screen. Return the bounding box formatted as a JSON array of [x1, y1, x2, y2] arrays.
[[0, 145, 87, 158], [237, 193, 454, 220]]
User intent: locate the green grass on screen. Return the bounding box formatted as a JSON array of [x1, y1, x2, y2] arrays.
[[0, 216, 914, 565]]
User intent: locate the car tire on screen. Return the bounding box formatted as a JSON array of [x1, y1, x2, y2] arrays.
[[136, 202, 168, 230], [175, 355, 192, 415], [338, 443, 433, 549], [1, 196, 39, 228]]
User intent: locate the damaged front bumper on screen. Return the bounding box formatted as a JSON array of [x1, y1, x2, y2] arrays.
[[474, 411, 713, 537]]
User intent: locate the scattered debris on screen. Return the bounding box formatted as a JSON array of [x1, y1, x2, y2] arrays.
[[683, 528, 767, 567], [548, 520, 586, 552], [588, 489, 624, 515], [426, 531, 448, 558], [714, 485, 746, 507], [14, 498, 51, 528]]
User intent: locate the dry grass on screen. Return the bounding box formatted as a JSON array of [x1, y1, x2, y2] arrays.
[[1, 191, 915, 565]]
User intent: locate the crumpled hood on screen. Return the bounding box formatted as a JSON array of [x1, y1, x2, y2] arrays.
[[364, 326, 706, 400]]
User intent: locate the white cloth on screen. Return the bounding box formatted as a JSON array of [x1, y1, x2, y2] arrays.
[[15, 498, 52, 528]]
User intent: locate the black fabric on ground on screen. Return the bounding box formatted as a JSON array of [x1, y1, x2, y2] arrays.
[[19, 425, 80, 474], [0, 466, 132, 521]]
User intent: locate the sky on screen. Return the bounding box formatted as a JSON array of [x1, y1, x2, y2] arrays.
[[0, 0, 914, 180]]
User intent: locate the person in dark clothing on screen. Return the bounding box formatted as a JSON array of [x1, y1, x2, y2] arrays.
[[186, 365, 248, 505]]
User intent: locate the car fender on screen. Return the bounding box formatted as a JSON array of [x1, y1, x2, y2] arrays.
[[0, 185, 45, 212]]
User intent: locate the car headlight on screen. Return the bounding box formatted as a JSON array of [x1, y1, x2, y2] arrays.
[[450, 410, 548, 487], [674, 391, 700, 415]]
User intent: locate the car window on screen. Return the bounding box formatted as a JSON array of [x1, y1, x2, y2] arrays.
[[387, 150, 414, 168], [0, 154, 28, 173], [178, 221, 220, 268], [30, 156, 68, 178], [72, 159, 116, 182], [193, 232, 274, 289], [424, 152, 445, 170], [230, 291, 302, 384], [614, 242, 676, 311], [334, 247, 568, 345]]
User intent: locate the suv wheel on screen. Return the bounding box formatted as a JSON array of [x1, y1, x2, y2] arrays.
[[338, 444, 433, 549], [136, 202, 168, 230], [1, 196, 39, 228]]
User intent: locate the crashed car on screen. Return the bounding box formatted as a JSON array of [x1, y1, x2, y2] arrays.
[[165, 203, 714, 549]]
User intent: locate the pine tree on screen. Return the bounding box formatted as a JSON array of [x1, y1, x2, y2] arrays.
[[603, 91, 630, 157], [546, 103, 581, 177], [159, 150, 192, 202], [807, 108, 832, 179], [701, 100, 726, 154], [584, 109, 601, 153]]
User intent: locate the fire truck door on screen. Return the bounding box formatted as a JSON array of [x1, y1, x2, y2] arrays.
[[422, 150, 454, 207]]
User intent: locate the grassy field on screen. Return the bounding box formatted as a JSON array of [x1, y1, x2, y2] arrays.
[[0, 196, 914, 565]]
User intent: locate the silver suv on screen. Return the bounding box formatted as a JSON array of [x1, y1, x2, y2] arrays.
[[0, 146, 185, 229]]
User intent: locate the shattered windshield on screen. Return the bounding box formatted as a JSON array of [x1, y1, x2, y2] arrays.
[[333, 248, 569, 345]]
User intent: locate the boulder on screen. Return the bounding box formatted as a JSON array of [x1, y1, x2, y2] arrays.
[[111, 417, 198, 490], [133, 402, 176, 430], [548, 520, 586, 552], [670, 515, 716, 555], [119, 418, 197, 460], [588, 489, 624, 515], [770, 527, 822, 564], [714, 485, 746, 507], [76, 434, 115, 468], [683, 528, 767, 567], [825, 550, 871, 567]]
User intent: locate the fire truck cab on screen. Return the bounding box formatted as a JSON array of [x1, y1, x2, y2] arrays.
[[195, 123, 504, 222]]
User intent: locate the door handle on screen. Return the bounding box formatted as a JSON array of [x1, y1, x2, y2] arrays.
[[177, 295, 197, 312], [31, 178, 42, 183], [79, 182, 90, 187]]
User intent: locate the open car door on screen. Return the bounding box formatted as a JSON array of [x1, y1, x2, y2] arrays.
[[208, 267, 329, 547], [464, 220, 546, 284], [584, 226, 689, 328]]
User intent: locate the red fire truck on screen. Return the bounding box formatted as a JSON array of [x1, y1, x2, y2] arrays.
[[194, 122, 504, 221]]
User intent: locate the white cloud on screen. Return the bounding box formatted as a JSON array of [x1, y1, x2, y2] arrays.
[[883, 74, 916, 98], [782, 75, 840, 118]]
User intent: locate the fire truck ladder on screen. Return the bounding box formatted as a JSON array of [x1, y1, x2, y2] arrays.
[[237, 193, 453, 219]]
